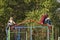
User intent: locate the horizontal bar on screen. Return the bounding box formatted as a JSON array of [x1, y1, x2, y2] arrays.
[[10, 32, 26, 33], [15, 26, 47, 29]]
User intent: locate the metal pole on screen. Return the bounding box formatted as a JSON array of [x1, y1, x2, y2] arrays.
[[7, 27, 10, 40], [30, 27, 32, 40], [51, 26, 54, 40], [17, 28, 20, 40], [26, 32, 27, 40], [6, 27, 8, 40], [47, 27, 49, 40]]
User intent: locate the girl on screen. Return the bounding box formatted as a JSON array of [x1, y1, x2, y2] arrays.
[[8, 17, 16, 26], [6, 17, 16, 31]]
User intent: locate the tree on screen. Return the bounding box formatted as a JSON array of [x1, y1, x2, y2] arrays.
[[0, 0, 60, 40]]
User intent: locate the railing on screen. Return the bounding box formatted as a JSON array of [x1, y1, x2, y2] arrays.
[[6, 26, 53, 40]]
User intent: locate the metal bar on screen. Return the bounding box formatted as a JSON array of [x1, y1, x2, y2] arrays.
[[6, 28, 8, 40], [51, 26, 54, 40], [15, 26, 47, 29], [30, 27, 32, 40], [10, 32, 26, 33], [17, 29, 20, 40], [47, 27, 49, 40], [26, 32, 27, 40], [7, 27, 10, 40]]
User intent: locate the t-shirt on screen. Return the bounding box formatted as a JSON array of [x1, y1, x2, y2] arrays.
[[44, 18, 51, 25], [8, 20, 15, 26]]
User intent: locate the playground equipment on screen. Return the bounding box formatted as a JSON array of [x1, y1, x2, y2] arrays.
[[6, 25, 54, 40]]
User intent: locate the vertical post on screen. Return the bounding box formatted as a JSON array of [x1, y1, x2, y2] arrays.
[[6, 27, 8, 40], [30, 27, 32, 40], [26, 32, 27, 40], [17, 28, 20, 40], [47, 26, 49, 40], [51, 26, 54, 40], [7, 27, 10, 40], [50, 25, 54, 40]]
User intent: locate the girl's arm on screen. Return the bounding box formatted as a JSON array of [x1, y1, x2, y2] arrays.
[[13, 21, 16, 24], [17, 19, 40, 25], [17, 19, 31, 25], [17, 19, 47, 26]]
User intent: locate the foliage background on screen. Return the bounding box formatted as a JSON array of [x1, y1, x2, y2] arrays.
[[0, 0, 60, 40]]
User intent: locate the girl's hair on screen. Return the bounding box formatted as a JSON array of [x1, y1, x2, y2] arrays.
[[44, 13, 48, 18], [10, 17, 13, 20]]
